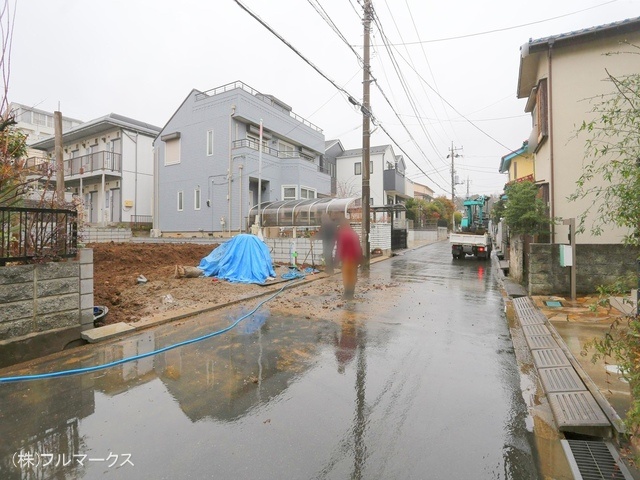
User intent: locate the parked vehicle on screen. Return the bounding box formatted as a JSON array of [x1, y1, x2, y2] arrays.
[[451, 195, 492, 260]]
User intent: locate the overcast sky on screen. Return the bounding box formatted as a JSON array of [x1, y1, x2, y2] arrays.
[[11, 0, 639, 197]]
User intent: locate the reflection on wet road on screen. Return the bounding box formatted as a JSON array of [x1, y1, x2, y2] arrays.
[[0, 241, 538, 479]]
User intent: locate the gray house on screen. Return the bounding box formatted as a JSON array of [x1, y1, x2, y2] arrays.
[[153, 81, 331, 236]]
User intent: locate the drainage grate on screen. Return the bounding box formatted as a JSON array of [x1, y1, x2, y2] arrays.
[[539, 366, 587, 393], [524, 334, 558, 350], [561, 439, 633, 479], [545, 300, 563, 307], [532, 348, 572, 368], [549, 392, 610, 429], [522, 324, 551, 336]]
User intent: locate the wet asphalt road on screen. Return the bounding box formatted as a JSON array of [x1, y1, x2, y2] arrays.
[[0, 240, 539, 479]]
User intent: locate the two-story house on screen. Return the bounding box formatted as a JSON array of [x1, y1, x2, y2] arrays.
[[499, 141, 534, 184], [31, 113, 161, 226], [409, 180, 434, 203], [517, 16, 640, 245], [335, 144, 410, 222], [153, 81, 331, 236]]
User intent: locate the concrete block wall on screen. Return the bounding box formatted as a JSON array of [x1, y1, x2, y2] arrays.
[[528, 243, 640, 295], [81, 226, 132, 244], [263, 238, 324, 266], [407, 227, 447, 247], [79, 249, 94, 331], [0, 248, 94, 341]]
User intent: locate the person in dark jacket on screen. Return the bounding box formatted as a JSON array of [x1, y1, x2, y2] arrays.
[[319, 213, 337, 274], [335, 217, 362, 300]]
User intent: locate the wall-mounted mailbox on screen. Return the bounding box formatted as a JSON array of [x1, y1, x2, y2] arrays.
[[559, 244, 573, 267]]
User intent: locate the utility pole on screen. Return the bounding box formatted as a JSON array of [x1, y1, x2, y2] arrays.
[[54, 111, 64, 205], [447, 141, 462, 231], [466, 177, 470, 199], [361, 0, 372, 270]]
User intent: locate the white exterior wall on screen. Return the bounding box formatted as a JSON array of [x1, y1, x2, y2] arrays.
[[120, 132, 155, 222]]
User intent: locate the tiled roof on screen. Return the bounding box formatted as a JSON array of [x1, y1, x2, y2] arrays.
[[339, 145, 390, 157], [528, 16, 640, 50]]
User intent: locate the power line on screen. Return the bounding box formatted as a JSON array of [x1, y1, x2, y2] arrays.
[[385, 40, 517, 151], [355, 0, 619, 46], [232, 0, 451, 194], [305, 0, 453, 190], [369, 5, 450, 186]]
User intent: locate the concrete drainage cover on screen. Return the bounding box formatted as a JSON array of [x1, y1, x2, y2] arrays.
[[532, 348, 572, 368], [522, 324, 551, 336], [561, 439, 633, 479], [549, 392, 610, 429], [524, 334, 558, 350], [512, 298, 547, 325], [539, 367, 587, 393]]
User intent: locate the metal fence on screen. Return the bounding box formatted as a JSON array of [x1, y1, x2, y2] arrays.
[[0, 206, 78, 265], [130, 215, 153, 229]]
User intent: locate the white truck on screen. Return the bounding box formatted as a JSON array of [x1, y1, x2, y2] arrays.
[[450, 232, 491, 260]]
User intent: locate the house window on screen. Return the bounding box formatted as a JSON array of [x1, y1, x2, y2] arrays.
[[194, 187, 201, 210], [247, 134, 268, 153], [162, 133, 181, 165], [282, 186, 297, 200], [206, 130, 214, 156], [32, 112, 49, 126], [355, 161, 373, 175], [177, 191, 184, 211], [536, 78, 549, 141], [279, 140, 296, 158], [300, 187, 316, 199]]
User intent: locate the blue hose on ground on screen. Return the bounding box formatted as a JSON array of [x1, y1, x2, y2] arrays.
[[0, 278, 302, 384]]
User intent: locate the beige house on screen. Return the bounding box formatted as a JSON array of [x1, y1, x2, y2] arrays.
[[517, 16, 640, 244], [409, 180, 435, 202]]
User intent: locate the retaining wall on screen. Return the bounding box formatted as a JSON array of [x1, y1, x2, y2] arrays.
[[408, 227, 447, 247], [0, 249, 94, 367], [528, 243, 640, 295]]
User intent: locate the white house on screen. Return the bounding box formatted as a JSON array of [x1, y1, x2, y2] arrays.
[[336, 144, 411, 223], [31, 113, 161, 226]]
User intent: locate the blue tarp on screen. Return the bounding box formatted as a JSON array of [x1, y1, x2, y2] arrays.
[[198, 234, 276, 284]]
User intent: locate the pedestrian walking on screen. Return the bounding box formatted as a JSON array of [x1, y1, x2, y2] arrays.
[[319, 213, 337, 274], [335, 217, 362, 300]]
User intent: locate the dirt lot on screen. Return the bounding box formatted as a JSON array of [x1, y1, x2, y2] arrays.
[[91, 242, 271, 325]]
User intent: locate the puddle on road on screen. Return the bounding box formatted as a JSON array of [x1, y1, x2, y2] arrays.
[[0, 308, 361, 478]]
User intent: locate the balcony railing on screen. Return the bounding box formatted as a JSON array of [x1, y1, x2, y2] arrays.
[[383, 168, 406, 195], [0, 206, 77, 265], [232, 139, 315, 162], [64, 151, 122, 176], [195, 81, 322, 133], [24, 157, 52, 176]]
